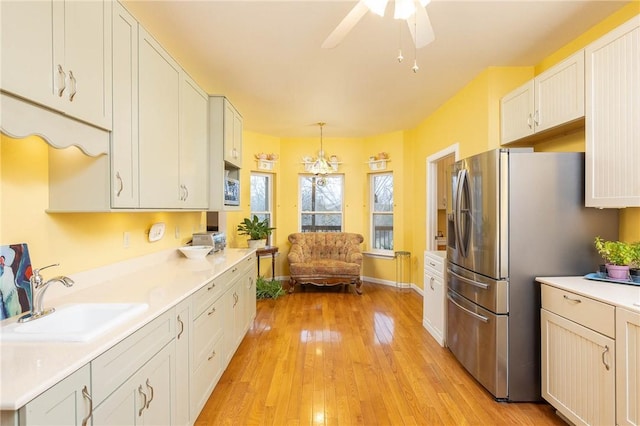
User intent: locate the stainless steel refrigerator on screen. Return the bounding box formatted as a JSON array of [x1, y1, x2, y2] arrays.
[[445, 148, 618, 401]]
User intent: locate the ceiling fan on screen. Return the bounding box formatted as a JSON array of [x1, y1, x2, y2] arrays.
[[322, 0, 435, 49]]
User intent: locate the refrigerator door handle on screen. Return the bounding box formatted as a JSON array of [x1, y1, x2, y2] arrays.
[[455, 168, 470, 258], [447, 293, 489, 323], [448, 269, 489, 290]]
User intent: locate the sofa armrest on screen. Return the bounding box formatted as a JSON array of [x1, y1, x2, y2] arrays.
[[287, 244, 304, 264], [346, 249, 363, 265]]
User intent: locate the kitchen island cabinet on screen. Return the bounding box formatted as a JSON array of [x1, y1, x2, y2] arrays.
[[537, 276, 640, 426], [0, 248, 257, 426], [616, 307, 640, 426]]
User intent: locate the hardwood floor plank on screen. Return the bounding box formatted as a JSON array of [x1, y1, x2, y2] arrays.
[[195, 283, 565, 426]]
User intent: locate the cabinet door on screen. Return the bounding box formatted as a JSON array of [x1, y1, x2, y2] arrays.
[[175, 299, 191, 426], [111, 1, 139, 208], [423, 269, 444, 346], [223, 100, 243, 168], [224, 279, 244, 366], [541, 309, 615, 426], [500, 80, 534, 144], [19, 364, 91, 426], [534, 50, 584, 133], [61, 0, 112, 130], [179, 74, 209, 209], [0, 1, 55, 109], [244, 269, 257, 330], [138, 26, 181, 208], [585, 17, 640, 208], [616, 307, 640, 426]]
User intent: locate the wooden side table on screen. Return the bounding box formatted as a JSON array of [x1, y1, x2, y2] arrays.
[[256, 246, 278, 280]]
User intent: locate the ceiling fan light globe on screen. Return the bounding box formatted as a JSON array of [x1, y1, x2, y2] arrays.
[[394, 0, 416, 20], [363, 0, 388, 17]]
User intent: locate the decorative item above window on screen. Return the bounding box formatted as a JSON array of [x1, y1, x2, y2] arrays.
[[368, 152, 390, 170], [255, 153, 278, 171]]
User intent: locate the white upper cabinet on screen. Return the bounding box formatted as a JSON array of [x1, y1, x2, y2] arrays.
[[585, 16, 640, 208], [179, 75, 209, 209], [501, 51, 584, 144], [111, 1, 139, 209], [223, 100, 244, 168], [0, 0, 112, 131]]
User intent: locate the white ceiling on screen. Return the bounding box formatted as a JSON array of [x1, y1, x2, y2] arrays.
[[121, 0, 631, 138]]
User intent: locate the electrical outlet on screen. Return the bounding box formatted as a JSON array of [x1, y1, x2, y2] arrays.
[[175, 225, 180, 239], [123, 232, 131, 248]]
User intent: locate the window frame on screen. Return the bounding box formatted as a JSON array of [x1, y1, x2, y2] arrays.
[[298, 174, 345, 233], [369, 172, 394, 253], [250, 172, 274, 239]]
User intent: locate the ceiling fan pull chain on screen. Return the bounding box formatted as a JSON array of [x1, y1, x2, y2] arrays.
[[398, 21, 404, 63], [412, 19, 419, 73]]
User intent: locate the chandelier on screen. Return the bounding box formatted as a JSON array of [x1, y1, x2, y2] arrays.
[[309, 122, 332, 176]]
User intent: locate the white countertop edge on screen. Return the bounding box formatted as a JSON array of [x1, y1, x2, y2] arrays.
[[0, 247, 256, 410], [536, 276, 640, 314]]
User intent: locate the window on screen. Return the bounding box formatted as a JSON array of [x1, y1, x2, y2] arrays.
[[299, 175, 343, 232], [370, 173, 393, 251], [250, 172, 273, 227]]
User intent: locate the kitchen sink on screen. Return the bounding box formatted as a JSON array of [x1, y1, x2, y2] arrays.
[[0, 303, 148, 342]]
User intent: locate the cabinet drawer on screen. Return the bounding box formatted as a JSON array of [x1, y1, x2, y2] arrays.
[[192, 277, 224, 318], [190, 334, 224, 420], [92, 309, 174, 405], [424, 252, 444, 279], [541, 284, 615, 338], [192, 298, 223, 372], [240, 253, 255, 274]]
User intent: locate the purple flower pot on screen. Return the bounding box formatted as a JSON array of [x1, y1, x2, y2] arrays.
[[606, 264, 630, 280]]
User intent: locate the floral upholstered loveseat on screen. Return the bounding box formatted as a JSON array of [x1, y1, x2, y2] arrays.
[[287, 232, 364, 294]]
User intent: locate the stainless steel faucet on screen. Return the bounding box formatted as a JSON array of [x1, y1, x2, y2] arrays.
[[18, 264, 74, 323]]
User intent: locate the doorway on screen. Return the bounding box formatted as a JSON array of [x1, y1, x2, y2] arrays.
[[426, 144, 459, 251]]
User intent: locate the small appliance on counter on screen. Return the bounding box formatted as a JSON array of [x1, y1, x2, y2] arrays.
[[192, 232, 226, 253]]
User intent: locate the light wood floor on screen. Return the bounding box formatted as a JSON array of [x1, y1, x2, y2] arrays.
[[195, 283, 564, 426]]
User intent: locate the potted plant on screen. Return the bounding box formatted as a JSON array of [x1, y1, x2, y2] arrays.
[[237, 215, 275, 249], [594, 236, 635, 280], [630, 242, 640, 283], [255, 276, 285, 299]]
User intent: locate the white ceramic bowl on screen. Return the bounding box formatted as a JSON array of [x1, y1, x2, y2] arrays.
[[178, 245, 213, 259]]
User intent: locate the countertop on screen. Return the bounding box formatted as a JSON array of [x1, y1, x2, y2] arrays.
[[536, 275, 640, 314], [0, 248, 255, 410]]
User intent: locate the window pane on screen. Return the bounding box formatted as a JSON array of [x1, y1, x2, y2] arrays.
[[373, 214, 393, 250], [250, 175, 269, 212], [300, 176, 343, 212], [301, 214, 342, 232], [373, 174, 393, 212]]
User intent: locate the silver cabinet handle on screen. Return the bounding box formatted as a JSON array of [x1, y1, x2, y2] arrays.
[[533, 110, 540, 126], [207, 307, 216, 316], [249, 277, 254, 289], [527, 113, 532, 129], [208, 350, 216, 361], [138, 385, 147, 416], [430, 276, 435, 290], [68, 70, 77, 101], [177, 314, 184, 340], [563, 294, 582, 303], [81, 386, 92, 426], [184, 185, 189, 201], [115, 171, 124, 197], [57, 65, 66, 96], [602, 345, 610, 371], [447, 294, 489, 323], [145, 379, 154, 409], [207, 281, 216, 291]]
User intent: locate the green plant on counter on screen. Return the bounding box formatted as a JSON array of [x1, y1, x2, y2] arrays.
[[237, 215, 275, 241], [594, 237, 636, 266], [256, 276, 285, 300]]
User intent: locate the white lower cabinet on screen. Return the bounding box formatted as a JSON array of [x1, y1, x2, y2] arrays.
[[541, 284, 616, 426], [5, 254, 257, 426], [14, 364, 91, 426], [93, 342, 176, 425], [616, 307, 640, 426], [423, 251, 446, 346], [175, 298, 191, 426]]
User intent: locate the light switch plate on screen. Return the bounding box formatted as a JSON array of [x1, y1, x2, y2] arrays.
[[149, 222, 165, 242]]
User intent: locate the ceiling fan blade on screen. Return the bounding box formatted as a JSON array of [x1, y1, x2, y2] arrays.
[[407, 5, 435, 48], [322, 1, 369, 49]]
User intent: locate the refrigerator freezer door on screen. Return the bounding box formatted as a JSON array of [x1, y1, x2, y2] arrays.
[[447, 290, 508, 399], [448, 262, 508, 314]]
